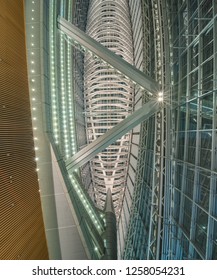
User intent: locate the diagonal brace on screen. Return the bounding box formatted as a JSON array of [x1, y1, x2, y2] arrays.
[[66, 101, 159, 171], [57, 16, 160, 94]]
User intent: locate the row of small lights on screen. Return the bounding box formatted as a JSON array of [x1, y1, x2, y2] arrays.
[[55, 11, 78, 159], [66, 0, 76, 157], [29, 2, 104, 254], [69, 174, 104, 233], [67, 44, 77, 156], [61, 8, 104, 255], [50, 4, 104, 250], [50, 1, 59, 144], [60, 34, 71, 159], [29, 1, 40, 179], [51, 4, 102, 233]]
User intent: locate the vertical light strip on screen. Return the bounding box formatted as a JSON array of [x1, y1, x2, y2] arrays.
[[49, 0, 59, 144], [60, 34, 69, 158], [29, 0, 40, 177], [60, 0, 71, 160], [66, 0, 75, 156], [69, 175, 104, 232], [67, 47, 76, 156]]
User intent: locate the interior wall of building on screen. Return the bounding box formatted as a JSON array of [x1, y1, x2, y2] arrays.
[[167, 0, 217, 260], [0, 0, 48, 259]]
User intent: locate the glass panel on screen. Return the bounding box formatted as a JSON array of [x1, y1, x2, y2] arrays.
[[173, 190, 181, 222], [173, 61, 179, 84], [180, 5, 187, 35], [202, 59, 213, 93], [190, 71, 198, 98], [202, 29, 213, 61], [213, 179, 217, 217], [185, 167, 194, 199], [181, 52, 187, 78], [187, 131, 196, 164], [189, 100, 198, 130], [180, 233, 189, 259], [200, 94, 213, 129], [179, 104, 186, 131], [177, 132, 185, 160], [175, 163, 184, 190], [190, 43, 199, 70], [197, 171, 210, 211], [201, 0, 213, 29], [195, 207, 208, 254], [192, 249, 202, 259], [189, 19, 198, 42], [189, 0, 198, 18], [199, 131, 212, 169], [172, 6, 179, 42], [212, 220, 217, 259], [182, 197, 192, 234], [180, 77, 187, 102]]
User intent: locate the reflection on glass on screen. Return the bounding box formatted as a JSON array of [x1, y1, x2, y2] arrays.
[[199, 131, 212, 169], [200, 94, 213, 129], [197, 171, 210, 211], [187, 131, 196, 164], [189, 100, 198, 130], [185, 167, 194, 199]]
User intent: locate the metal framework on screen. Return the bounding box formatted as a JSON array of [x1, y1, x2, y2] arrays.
[[50, 0, 217, 260], [123, 0, 167, 260], [58, 2, 160, 215], [123, 0, 217, 261]]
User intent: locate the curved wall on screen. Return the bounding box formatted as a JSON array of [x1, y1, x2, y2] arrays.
[[84, 0, 134, 215]]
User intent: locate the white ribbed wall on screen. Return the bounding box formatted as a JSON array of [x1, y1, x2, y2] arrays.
[[84, 0, 134, 216]]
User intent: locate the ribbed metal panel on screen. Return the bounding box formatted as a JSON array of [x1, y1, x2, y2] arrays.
[[0, 0, 48, 259]]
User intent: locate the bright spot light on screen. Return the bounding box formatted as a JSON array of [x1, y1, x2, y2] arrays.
[[157, 91, 164, 102]]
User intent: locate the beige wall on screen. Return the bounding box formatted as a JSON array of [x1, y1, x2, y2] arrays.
[[0, 0, 48, 259]]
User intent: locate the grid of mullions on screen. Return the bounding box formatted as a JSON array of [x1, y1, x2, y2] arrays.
[[170, 0, 217, 259]]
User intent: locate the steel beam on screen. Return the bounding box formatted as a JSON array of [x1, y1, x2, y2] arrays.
[[57, 16, 160, 94], [66, 101, 159, 171]]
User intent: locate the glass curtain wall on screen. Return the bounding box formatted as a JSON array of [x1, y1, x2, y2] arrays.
[[168, 0, 217, 260]]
